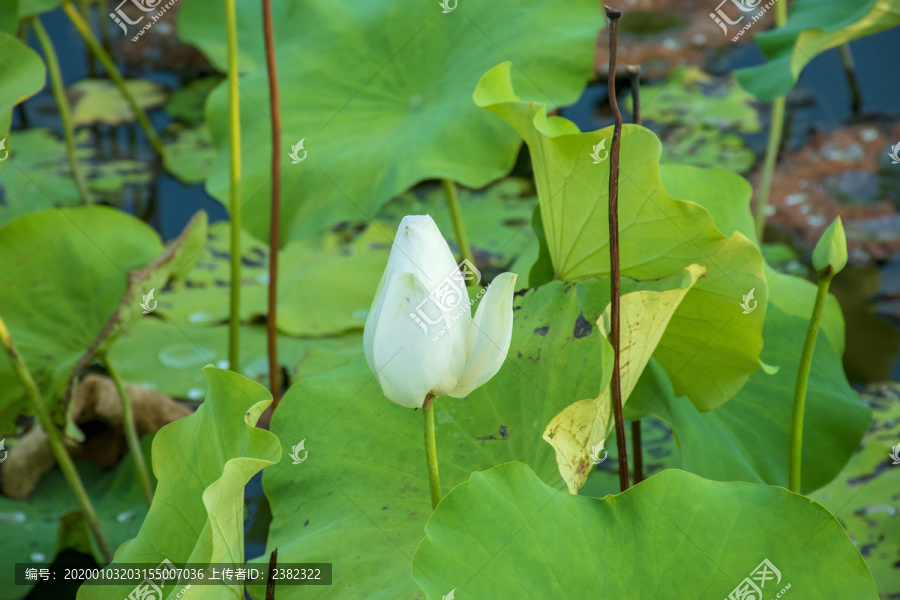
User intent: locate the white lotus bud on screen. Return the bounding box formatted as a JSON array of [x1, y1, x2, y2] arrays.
[[363, 215, 517, 408]]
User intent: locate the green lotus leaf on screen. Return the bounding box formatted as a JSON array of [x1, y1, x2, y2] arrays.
[[475, 62, 769, 411], [177, 0, 602, 243], [0, 29, 44, 141], [545, 264, 705, 494], [0, 437, 153, 600], [736, 0, 900, 101], [412, 462, 877, 598], [16, 0, 62, 17], [253, 276, 627, 599], [0, 0, 18, 33], [76, 368, 280, 600], [0, 207, 206, 438], [609, 164, 872, 495]]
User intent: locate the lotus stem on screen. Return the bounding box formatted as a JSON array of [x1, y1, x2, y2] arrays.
[[788, 273, 832, 493], [78, 0, 97, 77], [0, 315, 113, 563], [754, 0, 789, 242], [423, 396, 441, 509], [61, 2, 165, 159], [224, 0, 242, 372], [604, 5, 630, 493], [442, 179, 475, 275], [261, 0, 281, 406], [30, 16, 93, 206], [839, 44, 862, 115], [101, 353, 153, 507]]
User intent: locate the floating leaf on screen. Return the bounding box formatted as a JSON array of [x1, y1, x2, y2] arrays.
[[412, 462, 877, 598], [68, 79, 167, 127], [0, 29, 44, 141], [178, 0, 602, 243]]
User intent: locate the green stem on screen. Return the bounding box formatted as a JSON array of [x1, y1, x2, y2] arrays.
[[224, 0, 242, 371], [30, 16, 93, 205], [423, 399, 441, 509], [0, 316, 113, 563], [442, 179, 475, 274], [788, 274, 832, 493], [101, 353, 153, 507], [61, 2, 165, 159], [839, 44, 862, 115], [78, 0, 97, 77], [754, 97, 785, 241], [754, 0, 789, 242]]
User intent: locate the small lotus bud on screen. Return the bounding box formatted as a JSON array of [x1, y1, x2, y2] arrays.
[[812, 217, 847, 279]]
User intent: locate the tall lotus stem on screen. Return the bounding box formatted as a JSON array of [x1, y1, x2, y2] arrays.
[[753, 0, 789, 241], [30, 16, 93, 205], [423, 395, 441, 509], [101, 353, 153, 506], [839, 45, 862, 115], [61, 2, 165, 159], [605, 4, 629, 492], [789, 218, 847, 493], [442, 179, 475, 277], [224, 0, 242, 372], [0, 316, 113, 562], [261, 0, 282, 405]]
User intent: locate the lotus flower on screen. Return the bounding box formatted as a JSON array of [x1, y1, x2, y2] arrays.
[[363, 215, 517, 408]]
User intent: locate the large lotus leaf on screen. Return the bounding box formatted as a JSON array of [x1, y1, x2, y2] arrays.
[[736, 0, 900, 101], [0, 30, 44, 140], [16, 0, 62, 17], [0, 436, 154, 600], [0, 128, 153, 226], [411, 462, 877, 598], [0, 0, 17, 33], [252, 276, 634, 599], [0, 207, 206, 437], [611, 164, 872, 494], [545, 264, 705, 494], [109, 319, 361, 398], [77, 368, 281, 600], [475, 62, 769, 412], [177, 0, 602, 243]]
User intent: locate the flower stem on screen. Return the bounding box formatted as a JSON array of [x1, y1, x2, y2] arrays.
[[423, 398, 441, 509], [839, 44, 862, 115], [628, 63, 644, 485], [0, 316, 113, 563], [224, 0, 242, 372], [261, 0, 281, 406], [442, 179, 475, 273], [101, 353, 153, 507], [30, 16, 93, 205], [788, 273, 832, 493], [61, 2, 165, 159], [754, 0, 789, 242], [604, 4, 629, 493]]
